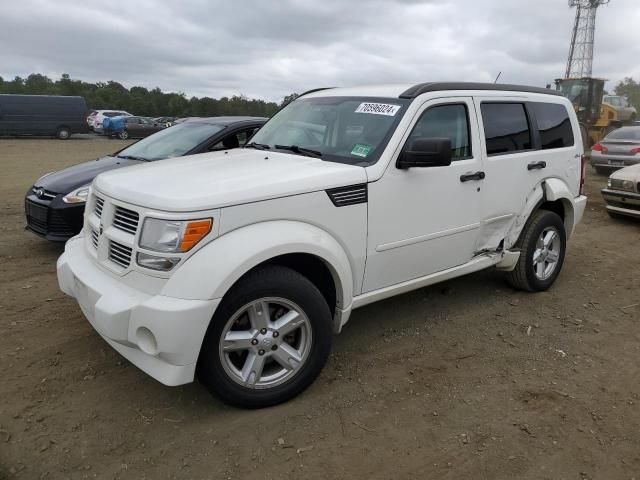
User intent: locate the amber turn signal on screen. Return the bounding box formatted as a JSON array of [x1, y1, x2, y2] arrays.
[[179, 219, 213, 252]]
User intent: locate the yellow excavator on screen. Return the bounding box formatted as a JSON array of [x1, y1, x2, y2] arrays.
[[554, 77, 630, 149]]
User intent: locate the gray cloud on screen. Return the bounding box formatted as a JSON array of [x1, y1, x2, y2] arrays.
[[1, 0, 638, 101]]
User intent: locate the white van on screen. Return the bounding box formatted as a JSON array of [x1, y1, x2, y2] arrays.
[[57, 83, 587, 408]]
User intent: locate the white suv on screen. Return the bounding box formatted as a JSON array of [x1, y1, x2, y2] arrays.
[[57, 83, 587, 408], [91, 110, 132, 133]]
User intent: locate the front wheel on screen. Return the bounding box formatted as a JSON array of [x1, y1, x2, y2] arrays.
[[56, 127, 71, 140], [117, 130, 129, 140], [198, 265, 332, 408], [506, 210, 567, 292]]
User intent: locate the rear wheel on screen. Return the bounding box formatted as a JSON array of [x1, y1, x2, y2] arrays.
[[56, 127, 71, 140], [198, 265, 332, 408], [507, 210, 567, 292], [117, 130, 129, 140]]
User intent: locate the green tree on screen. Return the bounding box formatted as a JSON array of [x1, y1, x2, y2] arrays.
[[281, 93, 299, 107], [614, 77, 640, 113], [0, 73, 280, 117]]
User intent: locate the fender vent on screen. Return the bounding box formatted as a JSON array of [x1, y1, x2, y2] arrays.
[[326, 184, 368, 207]]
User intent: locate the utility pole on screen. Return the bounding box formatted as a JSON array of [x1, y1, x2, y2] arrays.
[[565, 0, 610, 79]]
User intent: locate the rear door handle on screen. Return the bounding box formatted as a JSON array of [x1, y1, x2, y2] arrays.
[[527, 161, 547, 170], [460, 171, 485, 182]]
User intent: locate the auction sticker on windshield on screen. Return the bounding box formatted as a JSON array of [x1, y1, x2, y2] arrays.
[[355, 103, 401, 116], [351, 143, 372, 157]]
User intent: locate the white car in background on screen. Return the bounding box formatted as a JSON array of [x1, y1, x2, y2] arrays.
[[602, 164, 640, 219], [92, 110, 132, 133]]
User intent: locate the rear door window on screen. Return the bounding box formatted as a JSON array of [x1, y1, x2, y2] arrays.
[[530, 102, 574, 149], [481, 103, 532, 155]]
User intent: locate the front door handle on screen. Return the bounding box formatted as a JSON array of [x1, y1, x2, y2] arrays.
[[460, 171, 486, 182], [527, 161, 547, 170]]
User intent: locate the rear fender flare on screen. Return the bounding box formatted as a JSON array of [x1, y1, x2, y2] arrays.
[[505, 178, 576, 249]]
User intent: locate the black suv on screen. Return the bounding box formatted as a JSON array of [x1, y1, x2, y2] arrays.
[[25, 116, 266, 241]]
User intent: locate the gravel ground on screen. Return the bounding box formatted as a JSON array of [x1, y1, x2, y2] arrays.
[[1, 138, 639, 480]]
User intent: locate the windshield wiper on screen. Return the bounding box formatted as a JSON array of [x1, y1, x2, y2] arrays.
[[244, 142, 271, 150], [117, 154, 149, 162], [274, 144, 322, 158]]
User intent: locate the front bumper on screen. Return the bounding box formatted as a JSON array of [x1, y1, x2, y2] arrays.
[[57, 236, 219, 386], [24, 190, 84, 241], [601, 188, 640, 219]]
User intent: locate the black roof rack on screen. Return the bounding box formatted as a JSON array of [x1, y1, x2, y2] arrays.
[[297, 87, 335, 98], [399, 82, 562, 99]]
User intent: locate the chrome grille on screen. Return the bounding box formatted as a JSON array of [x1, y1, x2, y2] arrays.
[[91, 229, 99, 249], [109, 241, 132, 268], [113, 206, 139, 235], [31, 187, 57, 201], [94, 196, 104, 218]]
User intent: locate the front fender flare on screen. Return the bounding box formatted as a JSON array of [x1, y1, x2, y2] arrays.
[[161, 220, 354, 311]]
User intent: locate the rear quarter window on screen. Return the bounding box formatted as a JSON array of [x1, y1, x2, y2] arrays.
[[530, 102, 574, 149], [481, 103, 532, 155]]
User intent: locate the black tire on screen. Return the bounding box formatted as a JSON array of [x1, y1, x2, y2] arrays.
[[594, 166, 609, 175], [56, 126, 71, 140], [198, 265, 332, 408], [506, 210, 567, 292], [117, 130, 129, 140]]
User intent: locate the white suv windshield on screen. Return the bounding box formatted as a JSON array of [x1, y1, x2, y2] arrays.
[[250, 96, 409, 166], [117, 122, 225, 161]]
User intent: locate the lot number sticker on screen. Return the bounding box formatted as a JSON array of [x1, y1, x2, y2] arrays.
[[355, 102, 401, 116]]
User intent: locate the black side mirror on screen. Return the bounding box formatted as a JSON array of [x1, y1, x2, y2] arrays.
[[396, 138, 452, 169]]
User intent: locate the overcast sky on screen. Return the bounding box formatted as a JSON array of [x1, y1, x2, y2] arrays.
[[1, 0, 638, 102]]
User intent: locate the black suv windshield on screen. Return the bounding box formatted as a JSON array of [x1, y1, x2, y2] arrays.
[[250, 96, 410, 166], [117, 122, 225, 161]]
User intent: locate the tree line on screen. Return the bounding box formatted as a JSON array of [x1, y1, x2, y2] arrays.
[[2, 72, 638, 118], [0, 73, 298, 118]]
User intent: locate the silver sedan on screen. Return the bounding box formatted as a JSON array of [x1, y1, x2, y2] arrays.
[[591, 126, 640, 175]]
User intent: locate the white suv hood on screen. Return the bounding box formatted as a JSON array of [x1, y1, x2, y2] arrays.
[[94, 149, 367, 212]]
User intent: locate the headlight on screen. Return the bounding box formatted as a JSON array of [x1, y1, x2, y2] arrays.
[[609, 178, 635, 192], [63, 184, 91, 204], [139, 217, 212, 253]]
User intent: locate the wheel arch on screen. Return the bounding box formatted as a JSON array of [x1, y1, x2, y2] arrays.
[[506, 178, 577, 249], [162, 220, 355, 332]]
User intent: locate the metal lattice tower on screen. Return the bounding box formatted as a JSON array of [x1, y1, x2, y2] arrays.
[[565, 0, 609, 78]]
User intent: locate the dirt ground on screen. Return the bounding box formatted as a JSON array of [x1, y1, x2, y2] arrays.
[[1, 138, 639, 480]]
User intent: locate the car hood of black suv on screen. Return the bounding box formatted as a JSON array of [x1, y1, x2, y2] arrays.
[[35, 155, 142, 193]]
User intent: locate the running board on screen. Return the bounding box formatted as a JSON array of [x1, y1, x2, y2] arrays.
[[352, 253, 502, 310]]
